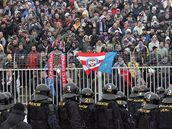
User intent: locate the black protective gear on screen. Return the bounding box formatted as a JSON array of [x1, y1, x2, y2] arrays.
[[102, 83, 118, 100], [63, 83, 79, 99]]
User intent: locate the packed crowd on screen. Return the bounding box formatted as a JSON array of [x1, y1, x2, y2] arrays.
[[0, 0, 172, 69]]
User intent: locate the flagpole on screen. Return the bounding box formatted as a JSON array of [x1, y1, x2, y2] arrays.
[[98, 71, 102, 100]]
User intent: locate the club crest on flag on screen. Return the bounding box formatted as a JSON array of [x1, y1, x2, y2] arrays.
[[86, 58, 98, 68]]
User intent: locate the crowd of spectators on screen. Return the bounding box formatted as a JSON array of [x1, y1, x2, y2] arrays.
[[0, 0, 172, 70]]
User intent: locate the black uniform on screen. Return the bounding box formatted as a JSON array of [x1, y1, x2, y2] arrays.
[[58, 83, 82, 129], [135, 107, 159, 129], [128, 86, 139, 117], [116, 91, 135, 129], [79, 88, 95, 129], [27, 84, 61, 129], [96, 100, 123, 129], [59, 99, 82, 129], [129, 85, 149, 120], [158, 103, 172, 129], [95, 83, 123, 129], [135, 92, 160, 129], [79, 103, 95, 129], [157, 87, 172, 129]]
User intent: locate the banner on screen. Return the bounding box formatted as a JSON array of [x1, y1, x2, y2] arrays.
[[48, 53, 54, 78], [60, 53, 67, 87], [48, 53, 56, 96]]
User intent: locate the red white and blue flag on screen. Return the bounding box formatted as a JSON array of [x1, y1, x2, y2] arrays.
[[77, 52, 106, 75]]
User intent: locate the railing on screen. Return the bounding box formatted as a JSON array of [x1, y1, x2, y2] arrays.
[[0, 66, 171, 104], [0, 51, 172, 69]]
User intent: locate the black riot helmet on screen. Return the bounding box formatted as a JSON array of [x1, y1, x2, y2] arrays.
[[143, 92, 160, 109], [162, 86, 172, 104], [156, 87, 165, 95], [63, 83, 79, 99], [34, 84, 51, 101], [0, 92, 8, 111], [116, 91, 126, 100], [102, 83, 118, 100], [81, 88, 94, 98], [137, 85, 149, 97], [81, 88, 94, 104], [116, 91, 127, 106], [130, 86, 139, 98]]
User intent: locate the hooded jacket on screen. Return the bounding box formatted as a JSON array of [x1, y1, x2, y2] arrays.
[[0, 110, 32, 129]]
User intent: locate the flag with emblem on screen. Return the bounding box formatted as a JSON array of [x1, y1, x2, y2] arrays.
[[77, 52, 106, 75]]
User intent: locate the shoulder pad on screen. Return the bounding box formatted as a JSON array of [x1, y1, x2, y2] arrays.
[[28, 101, 41, 107], [96, 102, 109, 106], [138, 108, 151, 113], [79, 104, 88, 109], [59, 101, 65, 107]]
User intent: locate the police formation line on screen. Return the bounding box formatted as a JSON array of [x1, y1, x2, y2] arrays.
[[0, 83, 172, 129]]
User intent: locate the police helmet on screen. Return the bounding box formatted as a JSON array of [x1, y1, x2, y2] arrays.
[[34, 84, 50, 101], [156, 87, 165, 95], [81, 88, 94, 104], [130, 86, 139, 98], [143, 92, 160, 109], [116, 91, 127, 106], [0, 92, 7, 111], [63, 83, 79, 99], [102, 83, 118, 100], [4, 92, 14, 109], [137, 85, 149, 97], [162, 86, 172, 104]]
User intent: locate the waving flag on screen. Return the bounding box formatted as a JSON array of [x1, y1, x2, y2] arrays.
[[77, 52, 106, 75], [99, 52, 117, 74]]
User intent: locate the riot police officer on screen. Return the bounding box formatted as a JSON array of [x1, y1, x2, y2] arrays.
[[95, 83, 123, 129], [79, 88, 95, 129], [58, 83, 82, 129], [0, 92, 15, 123], [158, 86, 172, 129], [128, 86, 139, 117], [156, 87, 165, 101], [27, 84, 61, 129], [135, 92, 160, 129], [130, 85, 149, 118], [116, 91, 135, 129], [0, 92, 7, 124]]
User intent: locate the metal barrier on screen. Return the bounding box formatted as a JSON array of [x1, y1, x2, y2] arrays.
[[0, 66, 172, 104], [1, 52, 172, 69]]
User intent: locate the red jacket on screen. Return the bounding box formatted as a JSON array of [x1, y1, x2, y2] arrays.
[[27, 51, 39, 69]]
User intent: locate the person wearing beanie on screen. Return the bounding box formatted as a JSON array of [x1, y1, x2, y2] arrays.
[[0, 103, 32, 129]]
